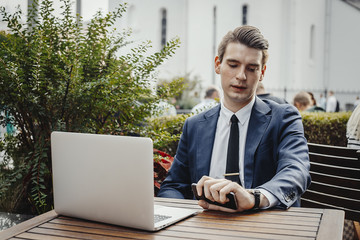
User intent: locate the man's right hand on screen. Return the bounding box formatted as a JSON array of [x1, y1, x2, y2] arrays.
[[196, 176, 261, 212]]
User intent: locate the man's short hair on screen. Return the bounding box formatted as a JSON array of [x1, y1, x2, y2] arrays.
[[293, 91, 311, 107], [217, 25, 269, 68], [205, 86, 219, 98]]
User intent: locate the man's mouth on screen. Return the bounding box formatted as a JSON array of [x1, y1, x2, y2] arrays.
[[231, 85, 246, 90]]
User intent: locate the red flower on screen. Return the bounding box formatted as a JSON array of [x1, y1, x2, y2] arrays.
[[153, 149, 174, 196]]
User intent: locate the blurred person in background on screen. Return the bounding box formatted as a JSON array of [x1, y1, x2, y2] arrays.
[[256, 82, 287, 104], [307, 92, 316, 107], [293, 91, 325, 112], [347, 104, 360, 149], [191, 86, 220, 114], [354, 96, 360, 109], [319, 93, 326, 110], [326, 91, 339, 112]]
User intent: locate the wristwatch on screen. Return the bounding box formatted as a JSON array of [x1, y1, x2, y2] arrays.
[[250, 189, 261, 210]]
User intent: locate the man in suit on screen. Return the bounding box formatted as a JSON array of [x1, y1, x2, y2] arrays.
[[158, 26, 311, 212]]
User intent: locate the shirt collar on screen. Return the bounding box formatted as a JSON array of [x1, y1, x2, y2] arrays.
[[220, 97, 255, 125]]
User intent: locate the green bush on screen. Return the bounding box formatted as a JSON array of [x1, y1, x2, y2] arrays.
[[301, 112, 351, 146], [146, 112, 352, 158], [0, 0, 184, 214], [144, 114, 192, 156]]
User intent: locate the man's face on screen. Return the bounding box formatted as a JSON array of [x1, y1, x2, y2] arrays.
[[215, 42, 265, 112]]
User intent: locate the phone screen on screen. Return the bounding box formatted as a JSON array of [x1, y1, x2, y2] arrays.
[[191, 183, 238, 210]]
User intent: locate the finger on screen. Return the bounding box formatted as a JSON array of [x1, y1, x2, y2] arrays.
[[198, 200, 209, 209], [219, 181, 242, 203], [196, 176, 212, 196], [203, 178, 226, 202], [203, 180, 215, 201], [209, 180, 230, 203], [206, 203, 237, 213]]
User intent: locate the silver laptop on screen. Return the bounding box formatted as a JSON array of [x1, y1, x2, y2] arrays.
[[51, 131, 199, 231]]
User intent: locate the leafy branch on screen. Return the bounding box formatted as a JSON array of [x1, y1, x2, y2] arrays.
[[0, 0, 184, 214]]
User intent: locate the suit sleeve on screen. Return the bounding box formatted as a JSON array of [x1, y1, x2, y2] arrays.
[[258, 105, 311, 208], [157, 118, 193, 199]]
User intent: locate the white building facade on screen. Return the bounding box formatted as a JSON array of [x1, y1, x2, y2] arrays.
[[109, 0, 360, 109], [1, 0, 360, 108]]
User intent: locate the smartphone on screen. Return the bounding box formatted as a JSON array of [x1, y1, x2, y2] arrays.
[[191, 183, 238, 210]]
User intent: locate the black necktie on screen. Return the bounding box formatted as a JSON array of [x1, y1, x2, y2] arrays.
[[225, 114, 240, 184]]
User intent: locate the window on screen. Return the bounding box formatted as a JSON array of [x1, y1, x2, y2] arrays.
[[242, 4, 248, 25], [310, 25, 315, 59], [160, 8, 167, 48], [128, 5, 135, 27], [76, 0, 81, 21], [28, 0, 39, 27], [212, 6, 217, 84]]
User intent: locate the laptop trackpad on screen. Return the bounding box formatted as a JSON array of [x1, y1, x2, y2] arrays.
[[153, 205, 199, 230]]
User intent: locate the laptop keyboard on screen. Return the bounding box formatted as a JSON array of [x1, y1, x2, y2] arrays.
[[154, 214, 171, 223]]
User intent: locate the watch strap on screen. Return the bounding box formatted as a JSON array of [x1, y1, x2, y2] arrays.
[[250, 189, 261, 210]]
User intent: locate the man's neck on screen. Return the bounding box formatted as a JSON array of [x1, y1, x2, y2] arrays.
[[223, 97, 254, 113]]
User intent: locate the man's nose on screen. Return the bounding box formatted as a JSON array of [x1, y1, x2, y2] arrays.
[[236, 67, 246, 80]]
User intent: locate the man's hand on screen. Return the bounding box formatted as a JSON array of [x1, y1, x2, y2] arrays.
[[196, 176, 269, 212]]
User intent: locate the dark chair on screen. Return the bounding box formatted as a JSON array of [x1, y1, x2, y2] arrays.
[[301, 143, 360, 239]]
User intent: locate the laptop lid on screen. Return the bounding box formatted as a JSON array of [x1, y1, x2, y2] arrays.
[[51, 131, 157, 230]]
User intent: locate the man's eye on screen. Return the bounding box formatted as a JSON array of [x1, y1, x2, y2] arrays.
[[247, 67, 256, 72], [229, 64, 237, 68]]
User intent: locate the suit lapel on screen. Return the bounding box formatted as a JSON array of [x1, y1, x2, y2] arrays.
[[195, 105, 220, 179], [243, 97, 271, 188]]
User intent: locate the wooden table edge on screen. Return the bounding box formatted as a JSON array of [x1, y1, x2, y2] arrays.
[[316, 209, 345, 240], [0, 209, 58, 239], [155, 197, 198, 204]]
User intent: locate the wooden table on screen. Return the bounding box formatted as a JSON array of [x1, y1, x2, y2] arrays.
[[1, 197, 344, 240]]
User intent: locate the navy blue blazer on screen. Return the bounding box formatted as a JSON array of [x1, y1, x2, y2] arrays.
[[158, 97, 311, 208]]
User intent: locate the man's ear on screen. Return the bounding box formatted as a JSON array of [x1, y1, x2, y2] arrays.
[[214, 56, 221, 74], [260, 65, 266, 81]]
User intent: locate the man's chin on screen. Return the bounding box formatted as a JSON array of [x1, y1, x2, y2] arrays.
[[228, 93, 253, 103]]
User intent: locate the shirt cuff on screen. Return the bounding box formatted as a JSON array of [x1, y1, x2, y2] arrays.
[[257, 188, 279, 209]]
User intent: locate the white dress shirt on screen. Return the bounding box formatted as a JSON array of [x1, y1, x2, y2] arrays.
[[209, 97, 278, 208]]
